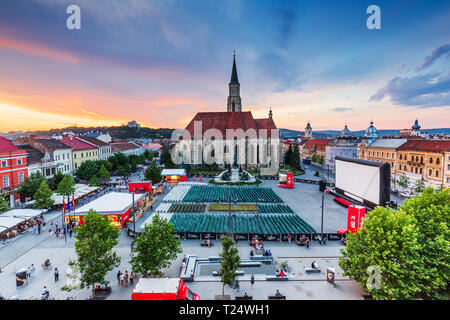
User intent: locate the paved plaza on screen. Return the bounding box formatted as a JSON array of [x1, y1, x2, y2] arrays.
[[0, 179, 367, 300]]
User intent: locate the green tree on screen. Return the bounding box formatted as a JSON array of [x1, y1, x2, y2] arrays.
[[339, 187, 449, 300], [117, 165, 126, 176], [76, 160, 99, 181], [413, 179, 425, 194], [144, 150, 153, 161], [144, 162, 162, 184], [399, 187, 449, 299], [65, 209, 121, 297], [0, 193, 10, 214], [98, 164, 110, 180], [130, 214, 182, 277], [33, 181, 54, 209], [89, 176, 100, 187], [398, 174, 410, 192], [285, 144, 292, 166], [290, 144, 300, 170], [48, 171, 64, 191], [18, 172, 45, 199], [219, 235, 241, 296], [57, 174, 75, 196]]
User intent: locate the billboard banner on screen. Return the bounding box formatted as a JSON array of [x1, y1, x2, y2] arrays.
[[347, 205, 366, 233]]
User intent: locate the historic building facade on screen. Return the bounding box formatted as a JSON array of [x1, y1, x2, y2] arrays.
[[0, 137, 28, 207], [396, 140, 450, 188], [175, 54, 281, 173], [324, 124, 360, 172]]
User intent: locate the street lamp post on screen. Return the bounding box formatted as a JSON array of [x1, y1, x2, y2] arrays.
[[320, 193, 324, 244]]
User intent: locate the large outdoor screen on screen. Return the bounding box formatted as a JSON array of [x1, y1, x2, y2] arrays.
[[335, 156, 390, 208]]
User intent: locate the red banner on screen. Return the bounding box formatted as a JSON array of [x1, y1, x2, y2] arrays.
[[347, 205, 365, 233]]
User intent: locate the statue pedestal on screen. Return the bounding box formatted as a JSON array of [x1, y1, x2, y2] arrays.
[[231, 168, 240, 182]]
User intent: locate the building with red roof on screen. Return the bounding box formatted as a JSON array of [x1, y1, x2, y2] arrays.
[[176, 54, 281, 170], [57, 135, 99, 172], [301, 138, 333, 161], [396, 139, 450, 188], [0, 137, 28, 207]]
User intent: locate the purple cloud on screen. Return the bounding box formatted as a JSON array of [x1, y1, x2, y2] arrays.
[[370, 73, 450, 108], [419, 44, 450, 70]]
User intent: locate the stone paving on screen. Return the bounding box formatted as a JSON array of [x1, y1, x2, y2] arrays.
[[0, 180, 367, 300]]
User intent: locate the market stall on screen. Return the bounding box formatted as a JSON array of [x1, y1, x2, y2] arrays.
[[161, 169, 187, 183], [68, 192, 148, 228]]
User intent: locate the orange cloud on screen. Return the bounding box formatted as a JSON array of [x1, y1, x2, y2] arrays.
[[0, 35, 80, 64]]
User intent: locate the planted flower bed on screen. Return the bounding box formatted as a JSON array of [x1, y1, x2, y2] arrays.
[[209, 203, 258, 211]]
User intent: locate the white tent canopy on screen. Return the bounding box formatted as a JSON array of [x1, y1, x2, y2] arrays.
[[0, 217, 26, 233], [1, 209, 43, 219]]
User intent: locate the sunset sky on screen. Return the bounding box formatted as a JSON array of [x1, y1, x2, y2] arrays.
[[0, 0, 449, 132]]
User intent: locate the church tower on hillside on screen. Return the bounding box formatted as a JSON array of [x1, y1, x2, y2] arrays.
[[227, 52, 242, 112], [305, 121, 313, 139]]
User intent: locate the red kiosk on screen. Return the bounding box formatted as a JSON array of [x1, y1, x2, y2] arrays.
[[279, 172, 294, 188]]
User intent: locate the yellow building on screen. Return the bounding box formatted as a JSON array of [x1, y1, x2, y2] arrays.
[[396, 139, 450, 188], [358, 139, 407, 178], [60, 136, 99, 171]]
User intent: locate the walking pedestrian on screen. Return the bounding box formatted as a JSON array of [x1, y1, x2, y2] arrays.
[[54, 267, 59, 282], [120, 273, 125, 287], [48, 226, 53, 238], [235, 279, 240, 291], [37, 223, 41, 235], [306, 238, 310, 249], [130, 271, 134, 284], [287, 233, 291, 243], [250, 274, 255, 289], [117, 270, 121, 286], [124, 271, 129, 287], [68, 227, 73, 238]]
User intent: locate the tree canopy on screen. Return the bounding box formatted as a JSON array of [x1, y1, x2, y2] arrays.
[[130, 214, 182, 277], [0, 193, 10, 214], [66, 209, 121, 297], [33, 181, 54, 209], [144, 162, 162, 184], [57, 174, 75, 196], [18, 172, 45, 199], [219, 235, 241, 296], [339, 187, 449, 300]]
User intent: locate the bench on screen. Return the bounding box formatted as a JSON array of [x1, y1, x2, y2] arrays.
[[240, 262, 261, 267], [305, 268, 321, 273], [94, 286, 111, 293], [180, 255, 197, 282], [268, 295, 286, 300], [266, 275, 289, 281], [236, 296, 253, 300], [200, 241, 213, 247], [250, 255, 273, 263], [213, 270, 245, 276], [208, 256, 221, 262]]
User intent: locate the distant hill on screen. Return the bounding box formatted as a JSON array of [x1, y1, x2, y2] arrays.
[[280, 128, 450, 139], [10, 126, 175, 140]]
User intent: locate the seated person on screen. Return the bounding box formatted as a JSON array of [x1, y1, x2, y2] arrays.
[[275, 290, 282, 297], [279, 270, 285, 277], [243, 292, 248, 297], [268, 250, 272, 256], [312, 261, 319, 269], [276, 269, 280, 276], [250, 249, 254, 257]]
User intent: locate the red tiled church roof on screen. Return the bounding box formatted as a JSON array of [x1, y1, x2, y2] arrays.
[[397, 139, 450, 152], [184, 111, 278, 138]]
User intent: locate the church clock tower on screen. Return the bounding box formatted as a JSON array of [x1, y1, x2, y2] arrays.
[[227, 52, 242, 112]]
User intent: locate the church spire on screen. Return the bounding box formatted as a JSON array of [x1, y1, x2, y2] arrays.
[[227, 51, 242, 112], [230, 50, 239, 85]]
